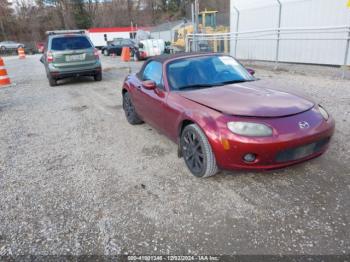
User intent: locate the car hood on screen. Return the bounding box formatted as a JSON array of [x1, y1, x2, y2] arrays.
[[178, 80, 314, 117]]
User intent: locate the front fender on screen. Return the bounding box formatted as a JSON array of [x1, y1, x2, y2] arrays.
[[122, 75, 133, 92], [176, 108, 224, 159]]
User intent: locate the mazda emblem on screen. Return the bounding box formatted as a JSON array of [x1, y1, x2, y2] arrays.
[[299, 121, 310, 129]]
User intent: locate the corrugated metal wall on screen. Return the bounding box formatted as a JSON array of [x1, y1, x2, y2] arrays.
[[150, 31, 173, 42], [230, 0, 350, 65]]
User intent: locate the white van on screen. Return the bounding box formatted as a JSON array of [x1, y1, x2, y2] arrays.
[[137, 39, 165, 60]]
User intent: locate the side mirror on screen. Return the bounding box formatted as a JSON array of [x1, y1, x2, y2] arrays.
[[246, 68, 255, 76], [142, 80, 156, 90], [40, 55, 44, 64]]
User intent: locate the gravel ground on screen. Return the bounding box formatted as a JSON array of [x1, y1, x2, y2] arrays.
[[0, 54, 349, 256]]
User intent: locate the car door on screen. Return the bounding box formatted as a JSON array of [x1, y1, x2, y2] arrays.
[[111, 39, 122, 54], [4, 41, 12, 49], [9, 41, 17, 49], [132, 61, 167, 132]]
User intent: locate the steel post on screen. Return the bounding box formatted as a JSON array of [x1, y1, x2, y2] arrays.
[[343, 25, 350, 78], [275, 0, 282, 70], [233, 6, 240, 58]]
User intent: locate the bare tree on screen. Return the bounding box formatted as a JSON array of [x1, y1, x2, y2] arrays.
[[0, 0, 229, 43], [0, 0, 14, 40]]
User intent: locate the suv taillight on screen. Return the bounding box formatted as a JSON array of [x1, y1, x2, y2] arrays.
[[47, 51, 53, 63], [94, 48, 99, 59]]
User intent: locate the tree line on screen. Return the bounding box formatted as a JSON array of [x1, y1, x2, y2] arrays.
[[0, 0, 229, 45]]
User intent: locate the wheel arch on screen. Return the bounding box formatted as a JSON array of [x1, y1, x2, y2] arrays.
[[122, 81, 132, 96], [177, 112, 222, 159], [177, 119, 196, 158], [122, 87, 128, 96], [178, 119, 195, 137]]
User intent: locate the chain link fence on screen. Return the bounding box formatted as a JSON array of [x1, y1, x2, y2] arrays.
[[186, 25, 350, 67]]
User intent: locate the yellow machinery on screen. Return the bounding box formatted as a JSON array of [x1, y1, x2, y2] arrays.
[[173, 24, 194, 50], [172, 9, 229, 52]]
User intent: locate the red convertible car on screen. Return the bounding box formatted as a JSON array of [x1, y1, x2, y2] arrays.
[[122, 53, 335, 177]]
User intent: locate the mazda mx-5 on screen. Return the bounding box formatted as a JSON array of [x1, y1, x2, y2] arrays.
[[121, 53, 335, 177]]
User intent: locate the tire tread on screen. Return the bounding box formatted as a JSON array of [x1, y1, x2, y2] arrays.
[[123, 92, 143, 125], [183, 124, 218, 178]]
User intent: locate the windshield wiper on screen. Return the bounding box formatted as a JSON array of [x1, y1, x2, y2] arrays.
[[217, 79, 255, 85], [177, 83, 222, 90], [176, 80, 254, 90]]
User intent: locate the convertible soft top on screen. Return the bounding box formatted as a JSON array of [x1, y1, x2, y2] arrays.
[[149, 52, 218, 64], [138, 52, 219, 76]]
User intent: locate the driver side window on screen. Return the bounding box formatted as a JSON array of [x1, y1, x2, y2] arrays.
[[143, 61, 163, 89], [113, 40, 121, 45]]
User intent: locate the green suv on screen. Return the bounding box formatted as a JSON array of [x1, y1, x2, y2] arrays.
[[41, 31, 102, 86]]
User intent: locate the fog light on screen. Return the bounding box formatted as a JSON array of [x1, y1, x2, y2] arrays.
[[243, 153, 256, 163]]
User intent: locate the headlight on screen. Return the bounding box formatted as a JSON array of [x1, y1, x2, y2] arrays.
[[227, 122, 273, 137], [318, 105, 329, 120]]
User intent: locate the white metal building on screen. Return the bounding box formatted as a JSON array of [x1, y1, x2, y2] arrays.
[[230, 0, 350, 65], [150, 20, 187, 43]]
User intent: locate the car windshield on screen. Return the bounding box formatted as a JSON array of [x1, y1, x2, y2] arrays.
[[167, 55, 254, 91], [51, 36, 92, 51]]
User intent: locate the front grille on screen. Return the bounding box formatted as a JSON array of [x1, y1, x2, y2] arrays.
[[275, 137, 330, 163]]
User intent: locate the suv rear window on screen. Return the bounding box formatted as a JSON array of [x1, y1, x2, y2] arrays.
[[51, 36, 92, 51]]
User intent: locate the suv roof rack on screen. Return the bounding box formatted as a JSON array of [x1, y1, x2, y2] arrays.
[[46, 30, 86, 35]]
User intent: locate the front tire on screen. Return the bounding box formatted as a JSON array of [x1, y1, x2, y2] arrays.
[[94, 72, 102, 81], [48, 75, 57, 87], [180, 124, 218, 177], [123, 92, 143, 125]]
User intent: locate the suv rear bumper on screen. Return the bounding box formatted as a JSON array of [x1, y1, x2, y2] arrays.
[[49, 67, 101, 79]]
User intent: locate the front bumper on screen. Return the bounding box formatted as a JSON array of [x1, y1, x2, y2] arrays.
[[211, 109, 335, 171]]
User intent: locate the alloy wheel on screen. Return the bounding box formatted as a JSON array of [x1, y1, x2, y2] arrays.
[[182, 130, 205, 174]]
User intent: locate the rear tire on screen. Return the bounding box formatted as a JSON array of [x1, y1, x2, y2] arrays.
[[94, 72, 102, 81], [123, 92, 143, 125], [180, 124, 218, 178], [48, 75, 57, 87]]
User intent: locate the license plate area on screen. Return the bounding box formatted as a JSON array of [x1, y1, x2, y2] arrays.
[[293, 143, 316, 160], [275, 138, 330, 163], [65, 54, 85, 62]]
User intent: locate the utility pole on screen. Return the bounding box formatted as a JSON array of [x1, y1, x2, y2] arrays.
[[194, 0, 199, 52], [131, 20, 134, 39]]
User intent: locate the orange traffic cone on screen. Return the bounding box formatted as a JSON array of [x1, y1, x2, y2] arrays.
[[121, 47, 130, 62], [18, 47, 26, 59], [0, 57, 11, 87]]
